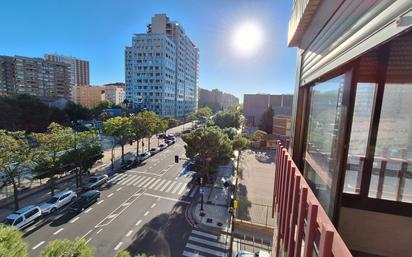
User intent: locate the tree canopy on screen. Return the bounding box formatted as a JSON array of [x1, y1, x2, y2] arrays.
[[213, 110, 242, 129], [103, 116, 132, 163], [39, 238, 94, 257], [0, 224, 28, 257], [259, 105, 274, 133]]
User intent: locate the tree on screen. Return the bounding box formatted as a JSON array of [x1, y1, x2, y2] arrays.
[[155, 119, 168, 146], [187, 107, 212, 124], [250, 130, 267, 141], [0, 224, 28, 257], [138, 111, 159, 150], [213, 110, 241, 129], [162, 117, 178, 130], [103, 117, 132, 164], [39, 238, 94, 257], [0, 131, 39, 210], [32, 123, 73, 195], [130, 115, 146, 156], [65, 101, 91, 122], [60, 130, 103, 187], [182, 126, 232, 178], [222, 127, 237, 140], [232, 135, 250, 173], [116, 251, 152, 257], [259, 105, 274, 133]]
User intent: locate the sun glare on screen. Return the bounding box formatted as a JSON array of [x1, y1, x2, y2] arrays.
[[233, 22, 263, 57]]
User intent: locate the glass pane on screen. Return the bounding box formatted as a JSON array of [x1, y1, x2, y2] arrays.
[[368, 83, 412, 202], [304, 74, 346, 216], [343, 83, 376, 194]]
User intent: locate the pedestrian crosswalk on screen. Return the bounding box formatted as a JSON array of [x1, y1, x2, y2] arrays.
[[182, 229, 228, 257], [107, 173, 194, 197]]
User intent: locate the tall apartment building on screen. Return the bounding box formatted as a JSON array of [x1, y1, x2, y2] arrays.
[[44, 54, 90, 86], [103, 83, 125, 105], [198, 88, 239, 112], [125, 14, 199, 117], [0, 55, 71, 99], [73, 85, 104, 108]]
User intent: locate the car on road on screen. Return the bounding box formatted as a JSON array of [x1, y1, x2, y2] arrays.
[[3, 205, 42, 229], [83, 174, 109, 191], [39, 190, 77, 214], [165, 135, 176, 141], [234, 250, 270, 257], [138, 151, 151, 162], [157, 133, 166, 139], [159, 143, 168, 150], [69, 190, 100, 213], [149, 147, 161, 155]]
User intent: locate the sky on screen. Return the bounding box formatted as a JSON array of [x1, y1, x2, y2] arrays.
[[0, 0, 296, 102]]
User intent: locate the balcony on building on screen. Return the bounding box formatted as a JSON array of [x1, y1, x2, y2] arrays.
[[283, 1, 412, 257]]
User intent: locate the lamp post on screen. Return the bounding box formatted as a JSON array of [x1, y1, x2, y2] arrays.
[[111, 137, 115, 172]]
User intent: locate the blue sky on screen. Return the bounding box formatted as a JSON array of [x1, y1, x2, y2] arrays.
[[1, 0, 296, 101]]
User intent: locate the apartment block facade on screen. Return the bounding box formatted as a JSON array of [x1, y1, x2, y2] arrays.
[[125, 14, 199, 117], [0, 55, 71, 99], [73, 85, 104, 108], [103, 83, 125, 105], [44, 54, 90, 86], [198, 88, 239, 112]]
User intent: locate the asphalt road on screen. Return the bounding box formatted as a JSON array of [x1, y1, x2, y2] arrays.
[[24, 138, 196, 257]]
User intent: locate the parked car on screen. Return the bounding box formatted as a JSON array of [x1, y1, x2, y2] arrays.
[[149, 147, 161, 155], [165, 139, 175, 145], [138, 152, 151, 162], [69, 190, 100, 213], [83, 174, 108, 191], [39, 190, 77, 214], [159, 143, 168, 150], [3, 205, 42, 229], [157, 134, 166, 139], [165, 135, 176, 141]]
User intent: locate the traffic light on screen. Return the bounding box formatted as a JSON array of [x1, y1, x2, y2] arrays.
[[200, 177, 204, 185], [175, 155, 179, 163]]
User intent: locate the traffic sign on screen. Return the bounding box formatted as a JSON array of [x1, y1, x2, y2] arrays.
[[233, 200, 238, 209], [199, 187, 204, 194]]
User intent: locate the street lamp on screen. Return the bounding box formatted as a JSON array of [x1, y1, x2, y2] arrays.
[[111, 137, 115, 171]]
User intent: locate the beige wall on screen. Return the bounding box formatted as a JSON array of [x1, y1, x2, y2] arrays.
[[338, 207, 412, 257], [74, 86, 104, 108]]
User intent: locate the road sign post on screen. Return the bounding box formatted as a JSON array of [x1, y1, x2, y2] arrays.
[[200, 187, 204, 211]]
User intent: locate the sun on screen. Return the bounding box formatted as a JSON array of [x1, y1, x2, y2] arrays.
[[233, 22, 263, 56]]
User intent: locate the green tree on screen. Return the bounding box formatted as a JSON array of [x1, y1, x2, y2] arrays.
[[0, 224, 28, 257], [65, 101, 91, 122], [155, 119, 168, 146], [103, 117, 132, 164], [182, 126, 232, 178], [232, 135, 250, 173], [250, 130, 267, 141], [187, 107, 212, 124], [259, 105, 274, 133], [162, 117, 178, 130], [0, 131, 39, 210], [39, 238, 94, 257], [33, 123, 73, 195], [213, 110, 241, 129], [116, 251, 152, 257], [60, 130, 103, 187], [222, 127, 237, 140], [138, 111, 159, 150]]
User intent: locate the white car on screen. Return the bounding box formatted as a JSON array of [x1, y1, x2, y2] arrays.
[[235, 251, 270, 257], [138, 152, 151, 162], [3, 205, 42, 229], [39, 190, 77, 214], [159, 143, 168, 150], [149, 147, 161, 155]]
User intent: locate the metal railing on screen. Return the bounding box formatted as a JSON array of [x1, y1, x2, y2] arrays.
[[272, 143, 353, 257]]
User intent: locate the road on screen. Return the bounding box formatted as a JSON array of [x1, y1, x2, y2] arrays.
[[24, 138, 196, 257]]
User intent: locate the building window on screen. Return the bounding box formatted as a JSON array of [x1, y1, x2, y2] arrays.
[[304, 73, 347, 217]]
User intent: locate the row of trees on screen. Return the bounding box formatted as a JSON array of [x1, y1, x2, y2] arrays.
[[0, 224, 149, 257], [0, 123, 103, 210], [102, 111, 178, 163]]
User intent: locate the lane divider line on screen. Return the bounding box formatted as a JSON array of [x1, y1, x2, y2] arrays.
[[151, 203, 156, 208], [144, 192, 191, 204], [70, 217, 80, 223], [81, 229, 93, 239], [107, 193, 114, 198], [96, 229, 103, 234], [114, 242, 123, 251], [135, 220, 142, 226], [97, 200, 104, 205], [144, 211, 149, 216], [53, 228, 64, 235], [116, 187, 122, 192], [84, 208, 93, 214], [126, 230, 133, 237], [32, 241, 45, 250]]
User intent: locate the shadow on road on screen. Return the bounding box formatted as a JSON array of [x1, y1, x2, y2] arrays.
[[236, 183, 251, 221]]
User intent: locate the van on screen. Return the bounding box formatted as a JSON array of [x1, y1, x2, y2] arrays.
[[3, 205, 42, 229]]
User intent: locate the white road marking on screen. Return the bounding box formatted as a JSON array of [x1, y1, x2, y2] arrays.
[[132, 176, 145, 186], [144, 193, 191, 204], [96, 228, 103, 234], [148, 178, 161, 189], [182, 251, 205, 257], [160, 180, 171, 192], [135, 220, 142, 226], [180, 185, 190, 195], [191, 229, 218, 239], [143, 177, 156, 188], [107, 193, 114, 198], [151, 203, 156, 208], [119, 175, 135, 185], [114, 242, 123, 251], [84, 208, 93, 214], [107, 173, 122, 183], [116, 187, 122, 191], [126, 230, 133, 237], [185, 243, 226, 257], [189, 236, 226, 249], [97, 200, 104, 205], [189, 186, 199, 198], [53, 228, 64, 235], [70, 217, 80, 223], [165, 181, 177, 193], [81, 229, 93, 239], [32, 241, 45, 250], [113, 174, 129, 184], [137, 177, 151, 187], [86, 238, 92, 244], [154, 179, 165, 190], [126, 176, 141, 186], [144, 211, 149, 216], [171, 182, 182, 194]]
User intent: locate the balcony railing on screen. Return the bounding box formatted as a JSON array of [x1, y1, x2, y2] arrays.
[[272, 143, 353, 257]]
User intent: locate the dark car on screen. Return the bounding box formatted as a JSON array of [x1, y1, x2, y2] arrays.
[[82, 175, 108, 191], [69, 190, 100, 212], [157, 134, 166, 139]]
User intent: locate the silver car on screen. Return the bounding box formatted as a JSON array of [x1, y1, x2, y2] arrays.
[[83, 174, 108, 191], [39, 190, 77, 214]]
